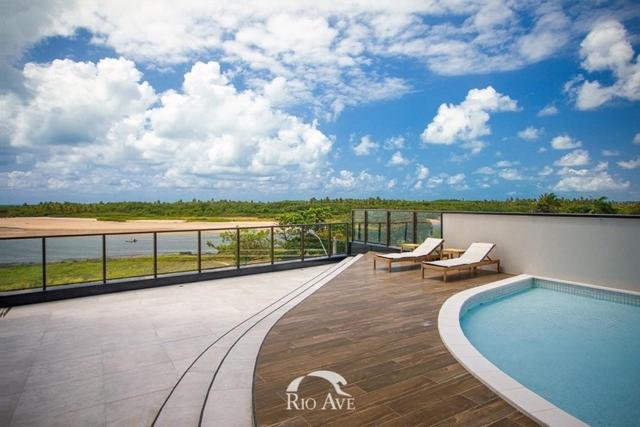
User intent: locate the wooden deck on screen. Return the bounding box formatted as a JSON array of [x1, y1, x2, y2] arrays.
[[253, 253, 538, 426]]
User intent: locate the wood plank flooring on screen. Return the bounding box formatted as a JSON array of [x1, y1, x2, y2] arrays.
[[253, 253, 538, 426]]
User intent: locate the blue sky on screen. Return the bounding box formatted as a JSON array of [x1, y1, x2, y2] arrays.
[[0, 1, 639, 203]]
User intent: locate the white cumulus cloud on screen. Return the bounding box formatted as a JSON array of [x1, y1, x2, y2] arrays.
[[618, 157, 640, 170], [499, 168, 523, 180], [421, 86, 518, 151], [446, 173, 465, 185], [538, 166, 553, 176], [388, 151, 409, 166], [554, 162, 629, 192], [383, 135, 405, 150], [328, 169, 388, 191], [518, 126, 541, 140], [537, 104, 559, 116], [554, 149, 590, 167], [551, 135, 582, 150], [568, 20, 640, 110], [602, 149, 620, 156], [0, 60, 334, 193], [416, 164, 429, 180], [352, 135, 378, 156], [475, 166, 495, 175], [496, 160, 518, 167], [4, 58, 156, 148]]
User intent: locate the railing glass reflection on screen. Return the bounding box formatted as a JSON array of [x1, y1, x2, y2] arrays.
[[201, 229, 234, 270], [0, 238, 42, 291], [106, 233, 154, 280], [351, 209, 442, 248], [46, 236, 102, 286], [156, 232, 198, 274], [0, 222, 348, 293], [273, 226, 302, 262]]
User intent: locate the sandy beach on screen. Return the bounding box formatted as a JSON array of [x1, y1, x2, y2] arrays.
[[0, 217, 276, 237]]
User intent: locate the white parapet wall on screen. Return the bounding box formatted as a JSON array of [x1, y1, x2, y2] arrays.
[[442, 213, 640, 292]]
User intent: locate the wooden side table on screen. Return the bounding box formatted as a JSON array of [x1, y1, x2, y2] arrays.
[[400, 243, 419, 252], [442, 248, 465, 259]]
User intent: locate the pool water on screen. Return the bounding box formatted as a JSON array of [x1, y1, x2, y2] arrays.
[[461, 286, 640, 426]]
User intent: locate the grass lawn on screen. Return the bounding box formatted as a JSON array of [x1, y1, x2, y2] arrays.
[[0, 254, 234, 291], [0, 248, 330, 292]]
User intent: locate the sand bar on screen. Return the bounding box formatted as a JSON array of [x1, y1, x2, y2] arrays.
[[0, 217, 276, 238]]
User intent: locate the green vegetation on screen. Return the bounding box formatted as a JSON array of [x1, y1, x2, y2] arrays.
[[0, 254, 230, 291], [1, 195, 638, 221], [535, 193, 562, 213], [1, 195, 635, 291]]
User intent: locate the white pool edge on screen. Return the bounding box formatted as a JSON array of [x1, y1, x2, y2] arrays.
[[438, 274, 591, 427]]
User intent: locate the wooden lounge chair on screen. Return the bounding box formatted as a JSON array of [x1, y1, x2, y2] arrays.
[[421, 242, 500, 282], [374, 238, 444, 272]]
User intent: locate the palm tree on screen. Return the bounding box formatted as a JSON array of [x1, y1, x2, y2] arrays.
[[535, 193, 562, 213], [589, 197, 617, 214]]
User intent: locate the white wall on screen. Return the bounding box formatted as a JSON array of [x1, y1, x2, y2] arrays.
[[442, 213, 640, 292]]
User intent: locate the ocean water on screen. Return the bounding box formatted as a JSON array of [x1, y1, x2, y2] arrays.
[[461, 286, 640, 427]]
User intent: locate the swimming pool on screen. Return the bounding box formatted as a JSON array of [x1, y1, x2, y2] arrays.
[[439, 275, 640, 427]]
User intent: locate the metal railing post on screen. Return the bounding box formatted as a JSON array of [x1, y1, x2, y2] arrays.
[[440, 212, 444, 238], [236, 228, 241, 269], [386, 211, 391, 247], [197, 231, 202, 273], [270, 226, 275, 264], [42, 237, 46, 291], [328, 223, 333, 257], [300, 225, 305, 261], [153, 232, 158, 278], [102, 234, 107, 284], [364, 211, 368, 245], [345, 223, 349, 255], [351, 210, 355, 241], [412, 211, 418, 244]]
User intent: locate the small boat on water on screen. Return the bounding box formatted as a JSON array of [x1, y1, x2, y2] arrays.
[[125, 238, 138, 243]]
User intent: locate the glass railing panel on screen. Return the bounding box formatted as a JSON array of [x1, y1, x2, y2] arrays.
[[389, 211, 415, 247], [352, 210, 365, 241], [366, 210, 387, 245], [330, 224, 348, 255], [156, 231, 198, 275], [304, 225, 329, 259], [46, 236, 102, 286], [201, 229, 235, 270], [239, 228, 272, 266], [274, 226, 301, 262], [0, 238, 42, 292], [417, 212, 442, 241], [106, 233, 153, 280]]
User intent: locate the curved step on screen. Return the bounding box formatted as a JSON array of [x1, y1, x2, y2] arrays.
[[152, 256, 361, 427]]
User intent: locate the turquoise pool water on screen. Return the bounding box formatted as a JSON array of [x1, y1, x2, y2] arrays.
[[461, 285, 640, 426]]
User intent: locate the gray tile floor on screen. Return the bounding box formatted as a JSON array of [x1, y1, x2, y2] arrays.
[[0, 265, 335, 427]]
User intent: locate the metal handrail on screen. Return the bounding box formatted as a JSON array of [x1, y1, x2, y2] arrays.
[[0, 221, 346, 240]]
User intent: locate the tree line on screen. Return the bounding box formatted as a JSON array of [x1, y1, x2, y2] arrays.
[[0, 194, 638, 221]]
